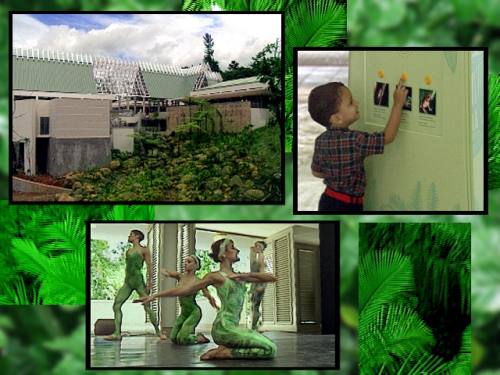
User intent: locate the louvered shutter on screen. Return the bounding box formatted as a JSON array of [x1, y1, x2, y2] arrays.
[[298, 248, 317, 323], [146, 224, 160, 323], [274, 233, 293, 324], [262, 244, 275, 324]]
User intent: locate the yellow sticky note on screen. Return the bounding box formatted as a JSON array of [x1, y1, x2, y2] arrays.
[[401, 72, 408, 81], [424, 75, 432, 85], [377, 69, 384, 78]]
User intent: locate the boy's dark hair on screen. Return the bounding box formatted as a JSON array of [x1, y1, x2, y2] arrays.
[[308, 82, 345, 128]]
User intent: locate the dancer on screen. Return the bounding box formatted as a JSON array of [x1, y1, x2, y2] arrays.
[[135, 238, 277, 360], [104, 230, 166, 341], [161, 255, 218, 345], [249, 241, 268, 330]]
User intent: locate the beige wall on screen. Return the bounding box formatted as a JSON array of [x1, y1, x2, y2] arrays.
[[50, 98, 111, 138]]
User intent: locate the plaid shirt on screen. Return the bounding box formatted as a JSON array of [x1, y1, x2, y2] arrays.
[[311, 128, 385, 197]]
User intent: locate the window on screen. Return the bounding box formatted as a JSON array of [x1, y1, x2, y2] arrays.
[[40, 117, 49, 135]]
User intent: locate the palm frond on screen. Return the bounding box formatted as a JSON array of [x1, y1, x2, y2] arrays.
[[286, 0, 346, 69], [394, 349, 445, 375], [360, 304, 435, 374], [0, 276, 41, 304], [39, 250, 85, 305], [11, 239, 49, 276], [37, 211, 85, 255], [359, 249, 414, 320], [105, 205, 155, 221], [488, 73, 500, 189]]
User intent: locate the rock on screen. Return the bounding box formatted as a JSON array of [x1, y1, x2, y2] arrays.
[[206, 177, 221, 191], [181, 174, 194, 183], [57, 193, 77, 202], [110, 160, 121, 170], [100, 167, 112, 175], [245, 189, 265, 200], [229, 175, 243, 187]]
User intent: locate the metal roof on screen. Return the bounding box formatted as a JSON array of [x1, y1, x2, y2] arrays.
[[12, 47, 223, 99], [195, 76, 263, 91], [142, 72, 197, 99], [13, 57, 98, 94]]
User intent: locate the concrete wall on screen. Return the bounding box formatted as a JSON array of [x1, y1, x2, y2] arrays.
[[112, 127, 135, 152], [50, 98, 111, 138], [250, 108, 270, 129], [47, 137, 111, 177]]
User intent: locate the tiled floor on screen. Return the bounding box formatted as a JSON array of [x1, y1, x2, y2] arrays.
[[90, 331, 335, 368]]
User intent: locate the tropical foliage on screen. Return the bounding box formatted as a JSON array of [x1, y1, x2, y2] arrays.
[[183, 0, 347, 152], [348, 0, 500, 74], [359, 223, 471, 374], [489, 74, 500, 189], [0, 203, 154, 305], [65, 126, 282, 202], [90, 240, 132, 300]]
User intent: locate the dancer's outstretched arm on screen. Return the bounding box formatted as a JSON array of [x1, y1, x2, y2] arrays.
[[161, 268, 180, 280], [202, 287, 219, 309], [134, 272, 224, 304], [229, 273, 277, 283]]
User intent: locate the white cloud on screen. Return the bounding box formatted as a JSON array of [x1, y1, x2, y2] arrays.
[[12, 13, 282, 70]]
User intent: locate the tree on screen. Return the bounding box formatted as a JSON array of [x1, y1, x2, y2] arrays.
[[250, 39, 282, 124], [203, 33, 221, 73], [220, 60, 254, 81]]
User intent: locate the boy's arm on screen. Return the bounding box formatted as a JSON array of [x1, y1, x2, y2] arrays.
[[384, 79, 408, 145], [312, 169, 327, 179]]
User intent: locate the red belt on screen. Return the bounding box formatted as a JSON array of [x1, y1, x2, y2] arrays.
[[325, 187, 364, 204]]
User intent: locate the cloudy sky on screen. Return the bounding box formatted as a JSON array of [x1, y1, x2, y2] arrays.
[[13, 13, 281, 69]]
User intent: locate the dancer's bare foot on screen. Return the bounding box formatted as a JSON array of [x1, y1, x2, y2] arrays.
[[103, 335, 122, 341], [158, 333, 167, 340], [200, 345, 233, 360], [196, 333, 210, 344]]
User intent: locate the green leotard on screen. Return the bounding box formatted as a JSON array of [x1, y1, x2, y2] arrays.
[[170, 293, 203, 345], [212, 272, 276, 359], [249, 259, 266, 330], [111, 250, 161, 337]]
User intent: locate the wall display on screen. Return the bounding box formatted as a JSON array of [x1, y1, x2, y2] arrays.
[[349, 50, 484, 211]]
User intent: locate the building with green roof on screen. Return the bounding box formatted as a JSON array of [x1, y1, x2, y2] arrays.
[[12, 47, 223, 178]]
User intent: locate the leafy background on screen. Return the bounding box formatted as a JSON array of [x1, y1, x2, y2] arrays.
[[0, 0, 499, 374]]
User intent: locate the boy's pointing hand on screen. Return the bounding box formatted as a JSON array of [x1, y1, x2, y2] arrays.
[[393, 79, 409, 108]]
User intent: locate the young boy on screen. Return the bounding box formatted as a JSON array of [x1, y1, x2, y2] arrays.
[[309, 80, 408, 212]]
